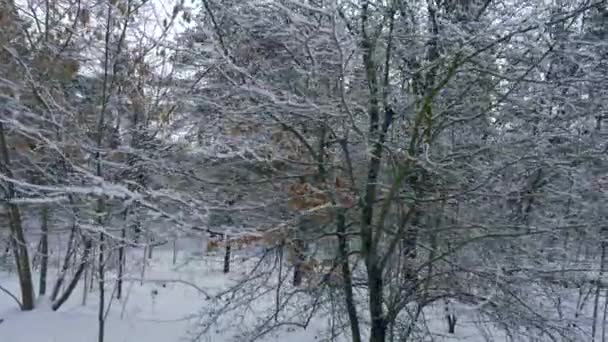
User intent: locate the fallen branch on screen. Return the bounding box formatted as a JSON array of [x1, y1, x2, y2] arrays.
[[110, 276, 214, 300], [0, 283, 22, 309]]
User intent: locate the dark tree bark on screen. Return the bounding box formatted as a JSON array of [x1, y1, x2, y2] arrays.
[[336, 209, 362, 342], [117, 208, 129, 300], [117, 222, 126, 299], [0, 122, 35, 311], [38, 206, 49, 296], [274, 242, 283, 322], [447, 314, 457, 334], [292, 239, 305, 286], [445, 300, 457, 334], [368, 262, 387, 342], [147, 238, 153, 259], [52, 237, 92, 310], [223, 236, 231, 273], [98, 229, 106, 342], [51, 221, 77, 301]]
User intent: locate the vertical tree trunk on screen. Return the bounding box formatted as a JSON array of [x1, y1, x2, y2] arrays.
[[445, 299, 457, 334], [368, 262, 386, 342], [89, 248, 97, 291], [133, 225, 141, 244], [82, 261, 89, 306], [402, 212, 419, 285], [117, 223, 126, 300], [292, 239, 305, 286], [38, 206, 49, 296], [140, 247, 147, 285], [98, 231, 105, 342], [592, 233, 607, 342], [274, 243, 283, 322], [96, 0, 111, 336], [147, 237, 153, 259], [447, 316, 457, 334], [336, 209, 362, 342], [172, 239, 177, 265], [602, 287, 607, 342], [223, 236, 231, 274], [0, 122, 35, 311], [358, 4, 395, 339]]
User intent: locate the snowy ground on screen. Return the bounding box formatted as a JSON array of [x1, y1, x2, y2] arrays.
[[0, 242, 500, 342], [0, 242, 328, 342]]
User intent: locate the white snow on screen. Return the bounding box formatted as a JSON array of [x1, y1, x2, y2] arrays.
[[0, 243, 326, 342], [0, 242, 510, 342]]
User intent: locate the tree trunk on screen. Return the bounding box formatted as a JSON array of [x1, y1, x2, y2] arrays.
[[592, 233, 607, 341], [82, 261, 89, 306], [0, 122, 35, 311], [402, 211, 419, 285], [52, 237, 92, 310], [89, 248, 97, 291], [336, 209, 362, 342], [147, 239, 153, 259], [602, 287, 608, 342], [51, 221, 77, 301], [6, 200, 36, 311], [172, 239, 177, 265], [140, 247, 147, 285], [98, 230, 106, 342], [274, 243, 283, 322], [447, 316, 457, 334], [445, 300, 457, 334], [368, 262, 386, 342], [133, 224, 141, 244], [38, 206, 49, 296], [292, 239, 305, 286], [223, 237, 231, 274], [117, 223, 126, 300], [358, 4, 394, 339]]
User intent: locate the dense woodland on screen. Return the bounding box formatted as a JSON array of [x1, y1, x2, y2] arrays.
[[0, 0, 607, 341]]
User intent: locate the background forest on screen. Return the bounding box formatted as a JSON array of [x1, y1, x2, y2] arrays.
[[0, 0, 607, 341]]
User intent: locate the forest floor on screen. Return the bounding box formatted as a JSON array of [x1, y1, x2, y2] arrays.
[[0, 242, 491, 342]]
